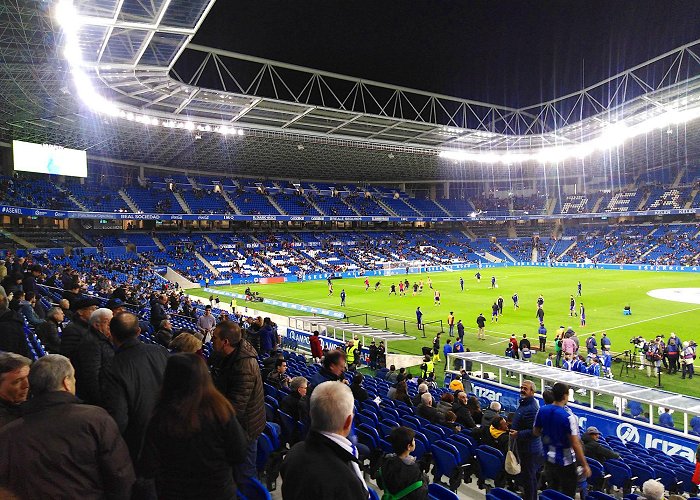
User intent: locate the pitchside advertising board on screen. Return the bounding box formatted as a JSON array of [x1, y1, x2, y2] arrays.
[[285, 327, 370, 364], [469, 378, 699, 462]]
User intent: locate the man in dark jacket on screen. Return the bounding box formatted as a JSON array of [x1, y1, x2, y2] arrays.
[[0, 286, 30, 358], [416, 393, 440, 423], [582, 426, 620, 464], [0, 352, 31, 429], [258, 317, 276, 355], [308, 349, 347, 398], [35, 306, 64, 353], [452, 391, 476, 428], [509, 380, 543, 500], [149, 294, 168, 331], [0, 354, 134, 499], [22, 264, 43, 298], [280, 376, 309, 423], [102, 312, 169, 464], [212, 321, 266, 487], [281, 381, 368, 500], [60, 297, 99, 359], [73, 308, 114, 405]]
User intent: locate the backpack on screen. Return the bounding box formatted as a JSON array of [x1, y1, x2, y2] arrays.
[[376, 466, 424, 500]]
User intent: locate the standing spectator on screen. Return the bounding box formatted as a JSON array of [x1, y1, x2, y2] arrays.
[[102, 313, 169, 464], [140, 353, 247, 499], [378, 340, 386, 368], [36, 306, 64, 353], [310, 330, 323, 362], [74, 308, 114, 405], [377, 426, 429, 500], [197, 305, 217, 342], [457, 319, 465, 342], [0, 354, 134, 499], [368, 341, 378, 369], [0, 286, 30, 358], [510, 380, 543, 500], [416, 307, 423, 331], [0, 352, 31, 428], [211, 321, 266, 487], [281, 381, 368, 500], [533, 382, 590, 497], [258, 317, 277, 356], [509, 333, 519, 359], [22, 264, 43, 298], [149, 294, 169, 332], [60, 297, 99, 360], [600, 332, 612, 353], [447, 311, 455, 337]]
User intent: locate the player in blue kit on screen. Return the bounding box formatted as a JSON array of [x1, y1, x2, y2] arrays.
[[459, 276, 464, 291]]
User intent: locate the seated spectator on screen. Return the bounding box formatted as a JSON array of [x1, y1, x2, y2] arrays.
[[443, 411, 462, 432], [466, 395, 483, 425], [280, 376, 309, 422], [475, 416, 509, 455], [417, 392, 440, 423], [640, 479, 665, 500], [659, 407, 675, 428], [377, 426, 429, 500], [435, 393, 454, 421], [267, 358, 291, 390], [18, 291, 42, 327], [308, 349, 347, 397], [481, 401, 502, 429], [412, 383, 429, 406], [169, 332, 203, 354], [452, 391, 476, 429], [386, 365, 398, 384], [0, 353, 31, 428], [140, 353, 247, 499], [392, 380, 412, 407], [582, 426, 619, 464], [154, 319, 173, 348], [0, 354, 134, 498], [350, 372, 369, 403], [35, 306, 64, 353], [281, 381, 368, 499]]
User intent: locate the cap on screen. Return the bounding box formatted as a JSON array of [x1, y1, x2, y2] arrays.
[[449, 380, 464, 392], [105, 298, 125, 310], [585, 426, 600, 435], [74, 298, 100, 310]]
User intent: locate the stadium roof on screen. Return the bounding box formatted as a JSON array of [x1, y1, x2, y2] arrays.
[[2, 1, 700, 180]]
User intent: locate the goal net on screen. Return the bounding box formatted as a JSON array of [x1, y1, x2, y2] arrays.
[[381, 260, 423, 276]]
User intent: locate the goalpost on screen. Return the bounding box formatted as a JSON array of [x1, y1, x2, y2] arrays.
[[381, 260, 424, 276]]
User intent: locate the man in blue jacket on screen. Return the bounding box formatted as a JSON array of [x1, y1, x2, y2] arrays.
[[509, 380, 543, 500]]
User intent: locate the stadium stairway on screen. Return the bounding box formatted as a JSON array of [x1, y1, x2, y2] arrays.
[[59, 186, 88, 211], [220, 190, 243, 214], [375, 197, 398, 216], [495, 243, 516, 262], [118, 189, 140, 213], [152, 236, 166, 251], [203, 235, 218, 249], [432, 199, 452, 216], [194, 251, 219, 276], [267, 194, 286, 215], [172, 191, 191, 214], [403, 198, 423, 216], [68, 230, 90, 247], [555, 239, 578, 259], [305, 195, 326, 215], [461, 229, 477, 239], [673, 167, 687, 188], [686, 188, 699, 209], [0, 228, 33, 248]]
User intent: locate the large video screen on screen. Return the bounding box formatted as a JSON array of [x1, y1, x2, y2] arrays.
[[13, 140, 87, 177]]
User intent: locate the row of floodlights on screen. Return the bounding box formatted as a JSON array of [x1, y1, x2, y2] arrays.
[[55, 0, 244, 138], [123, 112, 245, 135]]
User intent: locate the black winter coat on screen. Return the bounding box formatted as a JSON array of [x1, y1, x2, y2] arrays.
[[0, 308, 29, 358], [102, 338, 169, 464], [0, 391, 134, 500], [74, 326, 114, 405], [36, 318, 61, 353], [213, 340, 266, 440], [378, 455, 428, 500], [60, 316, 89, 358], [281, 431, 368, 500]]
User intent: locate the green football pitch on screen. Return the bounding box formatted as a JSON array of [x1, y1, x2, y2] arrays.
[[190, 267, 700, 399]]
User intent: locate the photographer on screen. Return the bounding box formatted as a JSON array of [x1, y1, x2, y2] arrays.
[[645, 337, 662, 378], [682, 341, 696, 380]]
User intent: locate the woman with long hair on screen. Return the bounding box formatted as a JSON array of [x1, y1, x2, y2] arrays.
[[140, 353, 247, 499]]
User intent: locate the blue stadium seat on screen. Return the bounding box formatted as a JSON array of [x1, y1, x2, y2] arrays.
[[539, 489, 574, 500], [475, 445, 505, 489], [486, 487, 522, 500], [427, 482, 459, 500]]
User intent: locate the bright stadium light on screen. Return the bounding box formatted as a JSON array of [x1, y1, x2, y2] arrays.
[[440, 104, 700, 164]]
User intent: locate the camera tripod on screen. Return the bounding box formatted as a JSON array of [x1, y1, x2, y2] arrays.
[[616, 350, 636, 378]]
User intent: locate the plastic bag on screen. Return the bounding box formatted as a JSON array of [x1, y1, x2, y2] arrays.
[[505, 435, 521, 475]]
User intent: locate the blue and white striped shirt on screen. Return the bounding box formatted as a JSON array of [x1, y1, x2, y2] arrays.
[[535, 404, 578, 466]]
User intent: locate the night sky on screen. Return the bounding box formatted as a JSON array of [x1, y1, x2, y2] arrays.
[[193, 1, 700, 108]]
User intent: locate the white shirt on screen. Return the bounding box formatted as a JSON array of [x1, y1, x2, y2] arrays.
[[319, 431, 368, 495]]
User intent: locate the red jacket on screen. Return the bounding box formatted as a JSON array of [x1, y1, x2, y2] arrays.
[[509, 337, 519, 353], [310, 335, 323, 359]]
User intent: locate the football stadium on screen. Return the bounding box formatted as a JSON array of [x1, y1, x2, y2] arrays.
[[2, 1, 700, 499]]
